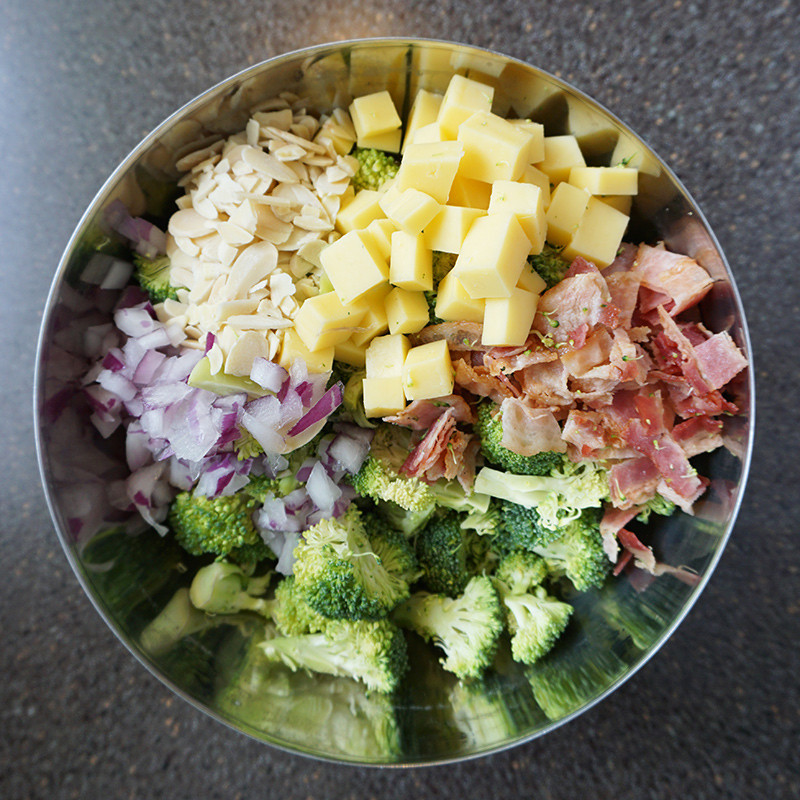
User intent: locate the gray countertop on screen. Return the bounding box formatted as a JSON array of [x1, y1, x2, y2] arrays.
[[3, 1, 799, 797]]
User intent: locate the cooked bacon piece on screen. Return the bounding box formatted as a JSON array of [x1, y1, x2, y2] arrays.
[[671, 416, 724, 457], [599, 505, 641, 562], [656, 474, 709, 514], [633, 389, 673, 436], [454, 358, 518, 404], [605, 271, 641, 329], [445, 429, 480, 491], [618, 528, 657, 572], [518, 360, 573, 408], [655, 306, 712, 395], [384, 394, 474, 430], [561, 328, 614, 378], [673, 390, 739, 419], [562, 410, 610, 458], [635, 243, 714, 316], [401, 408, 456, 479], [604, 242, 639, 275], [483, 336, 558, 376], [693, 331, 748, 391], [608, 456, 661, 509], [499, 398, 566, 456]]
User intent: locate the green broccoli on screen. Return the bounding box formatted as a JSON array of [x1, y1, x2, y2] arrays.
[[372, 497, 437, 537], [363, 516, 422, 586], [269, 575, 329, 635], [474, 401, 564, 476], [139, 587, 216, 657], [167, 491, 275, 565], [351, 147, 400, 192], [351, 424, 435, 514], [415, 511, 469, 597], [494, 500, 562, 554], [392, 576, 504, 681], [493, 550, 549, 594], [428, 478, 492, 516], [473, 459, 610, 532], [528, 244, 570, 289], [188, 561, 273, 616], [291, 505, 411, 620], [459, 501, 503, 537], [260, 616, 409, 694], [132, 252, 179, 303], [342, 370, 377, 429], [635, 494, 677, 524]]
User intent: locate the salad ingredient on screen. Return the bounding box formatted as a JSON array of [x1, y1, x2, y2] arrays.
[[385, 286, 430, 335], [388, 230, 432, 292], [415, 511, 471, 597], [400, 339, 454, 402], [482, 287, 541, 347], [318, 229, 389, 304], [188, 561, 273, 615], [349, 90, 403, 146], [350, 147, 400, 192], [132, 253, 181, 303]]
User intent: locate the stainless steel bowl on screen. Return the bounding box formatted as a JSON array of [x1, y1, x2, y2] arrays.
[[34, 38, 754, 765]]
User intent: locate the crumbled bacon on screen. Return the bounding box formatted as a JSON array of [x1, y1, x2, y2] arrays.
[[499, 398, 566, 456], [454, 358, 519, 404], [384, 394, 474, 430]]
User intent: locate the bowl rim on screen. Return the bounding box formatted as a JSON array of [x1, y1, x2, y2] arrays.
[[33, 35, 756, 767]]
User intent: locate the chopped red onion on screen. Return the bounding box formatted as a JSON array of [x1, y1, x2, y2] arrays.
[[287, 382, 343, 437], [305, 461, 341, 516], [250, 357, 287, 393]]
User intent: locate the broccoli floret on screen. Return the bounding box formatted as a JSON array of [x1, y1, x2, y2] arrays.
[[532, 509, 611, 592], [260, 616, 409, 694], [474, 401, 564, 476], [132, 253, 179, 303], [392, 576, 503, 681], [473, 459, 610, 532], [416, 511, 470, 597], [168, 491, 274, 566], [494, 550, 549, 594], [188, 561, 273, 616], [351, 147, 400, 192], [351, 425, 435, 513], [372, 498, 437, 536], [495, 500, 562, 554], [292, 505, 411, 620], [635, 494, 677, 524], [363, 516, 422, 586], [428, 478, 492, 516], [528, 244, 570, 289]]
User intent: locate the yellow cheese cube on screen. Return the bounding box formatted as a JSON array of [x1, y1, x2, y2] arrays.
[[379, 188, 441, 235], [598, 194, 633, 215], [389, 231, 433, 291], [402, 339, 454, 401], [335, 189, 386, 234], [451, 213, 530, 298], [482, 288, 540, 346], [408, 122, 446, 145], [568, 166, 638, 196], [366, 333, 411, 378], [561, 197, 629, 268], [396, 141, 464, 204], [435, 272, 486, 323], [447, 175, 492, 209], [545, 182, 592, 247], [536, 135, 586, 184], [349, 90, 402, 140], [333, 338, 367, 368], [519, 164, 552, 209], [385, 287, 430, 335], [320, 230, 389, 305], [508, 119, 546, 163], [437, 74, 494, 138], [456, 111, 535, 183], [365, 218, 397, 261], [350, 301, 389, 347], [363, 376, 407, 417], [402, 89, 443, 152], [279, 327, 335, 372], [516, 262, 547, 295], [293, 291, 367, 351], [488, 180, 546, 254], [357, 128, 402, 153], [422, 205, 485, 253]]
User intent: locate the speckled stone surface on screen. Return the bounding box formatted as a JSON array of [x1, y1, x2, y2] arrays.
[[2, 0, 799, 797]]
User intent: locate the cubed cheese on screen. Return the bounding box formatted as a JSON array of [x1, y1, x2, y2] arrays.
[[451, 213, 530, 298], [482, 287, 540, 346], [402, 339, 454, 401], [350, 294, 390, 347], [349, 90, 402, 140], [456, 111, 535, 183], [402, 89, 444, 152], [363, 376, 407, 417], [365, 218, 397, 260], [435, 272, 486, 323], [279, 327, 335, 372], [422, 205, 485, 253], [293, 291, 367, 351], [516, 262, 547, 294], [396, 141, 464, 204], [366, 333, 411, 378], [568, 166, 638, 196], [437, 74, 494, 138], [334, 338, 367, 368], [519, 164, 552, 209], [536, 135, 586, 184], [508, 118, 546, 163], [545, 182, 592, 247], [447, 174, 492, 210], [389, 230, 433, 291], [408, 121, 446, 145], [320, 229, 389, 304], [335, 189, 386, 234], [598, 194, 633, 215], [488, 180, 546, 253], [379, 188, 441, 235], [385, 287, 430, 335], [561, 196, 629, 268], [357, 127, 402, 153]]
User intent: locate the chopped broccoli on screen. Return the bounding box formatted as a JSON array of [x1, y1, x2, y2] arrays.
[[460, 501, 503, 537], [528, 244, 570, 289], [351, 425, 435, 514], [392, 576, 504, 681], [269, 575, 329, 635], [635, 494, 677, 524], [242, 470, 301, 503], [372, 497, 437, 537], [474, 401, 565, 476], [415, 511, 469, 597], [424, 251, 458, 324], [132, 253, 179, 303], [495, 500, 562, 554], [473, 459, 610, 532], [291, 505, 411, 620], [351, 147, 399, 192], [188, 561, 273, 616], [532, 509, 611, 592], [342, 370, 377, 429], [260, 616, 409, 694], [494, 550, 549, 594], [363, 517, 422, 586], [428, 478, 492, 516]]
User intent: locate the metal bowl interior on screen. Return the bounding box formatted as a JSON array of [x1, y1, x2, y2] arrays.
[[34, 38, 753, 765]]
